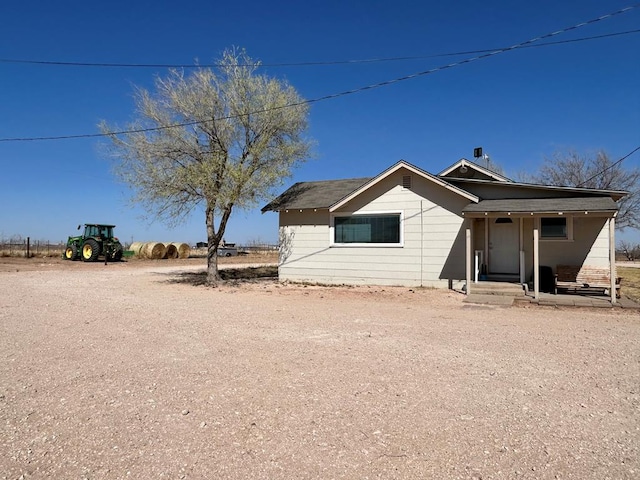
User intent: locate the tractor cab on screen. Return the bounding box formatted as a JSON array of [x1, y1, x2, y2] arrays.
[[83, 224, 114, 240]]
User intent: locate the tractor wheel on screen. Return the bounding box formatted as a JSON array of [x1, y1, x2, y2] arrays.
[[64, 244, 79, 261], [81, 239, 100, 262]]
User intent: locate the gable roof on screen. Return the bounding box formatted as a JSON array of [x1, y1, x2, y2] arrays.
[[328, 160, 479, 212], [438, 158, 513, 182], [262, 159, 627, 215], [262, 160, 480, 213], [261, 177, 372, 212], [462, 196, 619, 215]]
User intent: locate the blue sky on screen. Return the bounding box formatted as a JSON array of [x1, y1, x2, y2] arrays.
[[1, 0, 639, 245]]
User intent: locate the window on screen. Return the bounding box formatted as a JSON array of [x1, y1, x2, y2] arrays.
[[333, 213, 401, 245], [540, 217, 571, 240]]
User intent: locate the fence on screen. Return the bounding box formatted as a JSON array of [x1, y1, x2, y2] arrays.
[[0, 238, 66, 258], [239, 244, 278, 254], [190, 244, 278, 257]]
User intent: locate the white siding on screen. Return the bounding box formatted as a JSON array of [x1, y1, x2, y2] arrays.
[[581, 218, 611, 267], [518, 215, 611, 280], [278, 170, 470, 287], [537, 216, 610, 269]]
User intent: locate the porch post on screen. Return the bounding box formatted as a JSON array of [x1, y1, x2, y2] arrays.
[[533, 227, 540, 300], [519, 218, 525, 284], [466, 223, 472, 295], [609, 217, 616, 304], [484, 217, 489, 274]]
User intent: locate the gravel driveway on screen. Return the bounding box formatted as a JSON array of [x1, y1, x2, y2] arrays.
[[1, 259, 638, 479]]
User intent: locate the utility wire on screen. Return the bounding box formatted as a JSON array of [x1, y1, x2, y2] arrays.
[[0, 29, 638, 69], [0, 3, 638, 143], [575, 146, 640, 187]]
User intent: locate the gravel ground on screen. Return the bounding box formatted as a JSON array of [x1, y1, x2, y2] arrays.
[[1, 257, 639, 479]]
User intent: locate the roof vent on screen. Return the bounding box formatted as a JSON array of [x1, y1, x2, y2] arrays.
[[402, 175, 412, 189]]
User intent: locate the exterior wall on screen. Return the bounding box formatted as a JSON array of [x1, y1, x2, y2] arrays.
[[278, 170, 470, 287], [441, 169, 500, 182], [519, 215, 611, 280], [457, 182, 583, 201]]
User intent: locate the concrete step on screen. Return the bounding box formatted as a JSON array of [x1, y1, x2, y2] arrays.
[[470, 281, 525, 296]]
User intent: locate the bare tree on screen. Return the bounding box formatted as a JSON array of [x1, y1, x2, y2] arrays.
[[100, 49, 312, 284], [532, 150, 640, 230], [618, 239, 640, 261]]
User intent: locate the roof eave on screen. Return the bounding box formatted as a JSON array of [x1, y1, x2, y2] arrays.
[[448, 177, 628, 199], [463, 210, 618, 216]]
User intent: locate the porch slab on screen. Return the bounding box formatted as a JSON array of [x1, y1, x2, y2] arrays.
[[462, 289, 640, 309], [617, 296, 640, 309], [529, 293, 640, 309]]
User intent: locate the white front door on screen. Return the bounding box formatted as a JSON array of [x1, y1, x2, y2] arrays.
[[489, 218, 519, 274]]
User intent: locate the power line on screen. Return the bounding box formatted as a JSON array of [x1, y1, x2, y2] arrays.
[[576, 146, 640, 187], [0, 29, 638, 69], [0, 3, 638, 143]]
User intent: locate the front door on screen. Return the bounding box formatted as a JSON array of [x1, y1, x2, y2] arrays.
[[489, 218, 519, 274]]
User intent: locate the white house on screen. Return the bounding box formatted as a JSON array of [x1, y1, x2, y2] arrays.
[[262, 159, 626, 302]]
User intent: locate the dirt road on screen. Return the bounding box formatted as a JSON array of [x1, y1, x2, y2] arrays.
[[1, 258, 638, 479]]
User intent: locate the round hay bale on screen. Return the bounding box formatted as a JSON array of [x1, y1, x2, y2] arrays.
[[143, 242, 167, 260], [171, 242, 191, 259], [129, 242, 146, 258], [163, 243, 179, 259]]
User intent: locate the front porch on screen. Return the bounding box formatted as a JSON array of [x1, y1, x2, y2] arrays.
[[462, 201, 619, 304]]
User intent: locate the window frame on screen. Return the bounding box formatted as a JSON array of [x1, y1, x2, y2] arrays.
[[330, 211, 404, 247], [539, 216, 573, 241]]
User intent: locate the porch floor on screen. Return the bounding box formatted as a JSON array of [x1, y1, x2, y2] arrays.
[[463, 281, 640, 309]]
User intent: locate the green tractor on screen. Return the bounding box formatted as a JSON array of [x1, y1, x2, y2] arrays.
[[63, 224, 124, 262]]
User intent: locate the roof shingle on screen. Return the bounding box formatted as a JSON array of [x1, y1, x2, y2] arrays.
[[261, 177, 372, 212]]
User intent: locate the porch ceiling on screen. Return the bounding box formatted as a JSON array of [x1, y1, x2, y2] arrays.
[[462, 196, 618, 216]]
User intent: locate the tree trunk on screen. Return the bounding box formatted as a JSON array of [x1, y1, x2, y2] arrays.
[[205, 206, 220, 285], [204, 203, 234, 286]]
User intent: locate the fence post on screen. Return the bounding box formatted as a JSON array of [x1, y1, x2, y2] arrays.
[[26, 237, 30, 258]]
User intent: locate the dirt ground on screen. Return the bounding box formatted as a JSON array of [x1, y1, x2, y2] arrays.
[[1, 256, 638, 479]]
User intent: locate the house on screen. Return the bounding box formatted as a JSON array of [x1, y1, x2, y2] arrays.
[[262, 159, 626, 303]]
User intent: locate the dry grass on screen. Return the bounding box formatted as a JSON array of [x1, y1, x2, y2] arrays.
[[0, 249, 64, 258], [619, 266, 640, 303]]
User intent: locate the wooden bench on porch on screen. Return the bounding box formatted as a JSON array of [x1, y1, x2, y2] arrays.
[[554, 265, 622, 297]]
